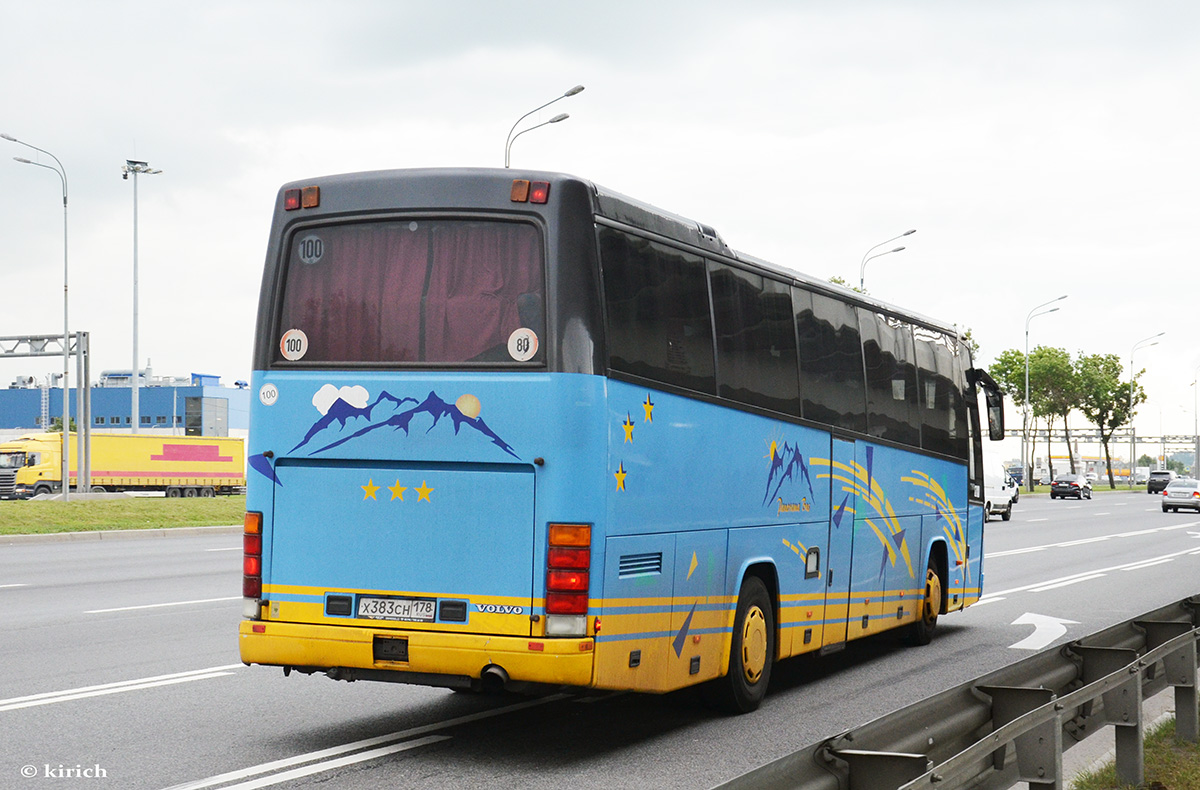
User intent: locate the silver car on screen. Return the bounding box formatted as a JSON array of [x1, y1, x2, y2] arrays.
[[1161, 478, 1200, 512]]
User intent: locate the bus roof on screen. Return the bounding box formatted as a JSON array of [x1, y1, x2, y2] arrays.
[[277, 167, 961, 340]]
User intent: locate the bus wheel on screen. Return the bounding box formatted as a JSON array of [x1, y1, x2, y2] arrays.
[[704, 575, 774, 714], [166, 487, 182, 498], [906, 559, 942, 646]]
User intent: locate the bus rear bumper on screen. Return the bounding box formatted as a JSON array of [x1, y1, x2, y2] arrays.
[[238, 620, 595, 688]]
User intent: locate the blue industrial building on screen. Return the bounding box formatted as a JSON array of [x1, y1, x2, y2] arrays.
[[1, 373, 249, 438]]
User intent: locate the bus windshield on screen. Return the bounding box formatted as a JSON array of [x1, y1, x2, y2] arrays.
[[276, 218, 545, 365]]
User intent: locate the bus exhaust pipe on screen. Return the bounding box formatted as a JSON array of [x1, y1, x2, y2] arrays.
[[480, 664, 509, 692]]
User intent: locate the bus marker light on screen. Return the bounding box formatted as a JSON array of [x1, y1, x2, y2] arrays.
[[594, 616, 601, 633], [283, 189, 302, 210], [528, 641, 544, 651], [529, 181, 550, 204], [252, 623, 266, 633], [548, 523, 590, 547], [579, 641, 592, 652], [510, 180, 530, 202], [547, 570, 589, 591], [301, 186, 320, 208]]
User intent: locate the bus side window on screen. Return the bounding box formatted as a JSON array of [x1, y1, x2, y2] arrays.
[[599, 228, 715, 394], [708, 262, 799, 415], [795, 289, 867, 433], [859, 310, 919, 448]]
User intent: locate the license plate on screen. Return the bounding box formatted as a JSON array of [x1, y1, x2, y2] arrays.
[[356, 595, 436, 622]]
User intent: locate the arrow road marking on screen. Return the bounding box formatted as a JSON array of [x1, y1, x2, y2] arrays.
[[1009, 613, 1078, 650]]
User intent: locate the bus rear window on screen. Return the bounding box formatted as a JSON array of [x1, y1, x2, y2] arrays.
[[275, 219, 545, 365]]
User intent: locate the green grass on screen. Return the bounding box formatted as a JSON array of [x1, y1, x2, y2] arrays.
[[1071, 718, 1200, 790], [0, 496, 245, 534]]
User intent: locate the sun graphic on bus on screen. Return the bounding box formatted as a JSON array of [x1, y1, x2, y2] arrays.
[[455, 394, 482, 419]]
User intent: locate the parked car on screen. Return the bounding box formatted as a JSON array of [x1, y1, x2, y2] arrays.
[[1161, 478, 1200, 512], [1147, 470, 1177, 494], [1050, 473, 1092, 500], [1085, 471, 1098, 483]]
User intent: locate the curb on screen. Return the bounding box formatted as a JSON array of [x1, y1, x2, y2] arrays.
[[0, 524, 241, 545]]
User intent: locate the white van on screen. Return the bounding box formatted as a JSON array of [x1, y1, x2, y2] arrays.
[[984, 460, 1017, 522]]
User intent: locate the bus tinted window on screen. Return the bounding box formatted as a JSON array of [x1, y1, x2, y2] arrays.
[[860, 310, 919, 446], [709, 263, 800, 414], [913, 328, 966, 458], [795, 289, 866, 432], [600, 228, 715, 394], [276, 219, 545, 365]]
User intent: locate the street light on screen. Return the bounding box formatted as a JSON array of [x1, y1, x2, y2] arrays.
[[3, 133, 70, 502], [504, 84, 584, 168], [859, 229, 915, 291], [122, 160, 163, 435], [1129, 331, 1165, 480], [1024, 295, 1067, 490]]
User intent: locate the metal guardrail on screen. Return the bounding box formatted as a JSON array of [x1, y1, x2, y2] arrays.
[[717, 596, 1200, 790]]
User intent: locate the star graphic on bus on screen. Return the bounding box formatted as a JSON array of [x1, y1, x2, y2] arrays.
[[642, 395, 654, 422], [415, 480, 434, 502], [362, 479, 380, 500], [622, 413, 634, 443], [614, 462, 628, 491], [388, 481, 407, 501]]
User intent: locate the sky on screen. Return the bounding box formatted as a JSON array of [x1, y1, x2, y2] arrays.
[[2, 0, 1198, 450]]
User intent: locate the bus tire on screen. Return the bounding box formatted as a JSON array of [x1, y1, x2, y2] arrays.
[[704, 575, 774, 714], [906, 558, 943, 646]]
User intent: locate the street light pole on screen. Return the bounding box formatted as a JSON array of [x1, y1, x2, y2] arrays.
[[122, 160, 162, 435], [858, 229, 915, 292], [504, 85, 584, 168], [1129, 331, 1165, 483], [3, 133, 70, 501], [1024, 295, 1067, 491]]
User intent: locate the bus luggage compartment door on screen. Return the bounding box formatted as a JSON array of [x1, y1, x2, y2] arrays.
[[268, 461, 535, 637]]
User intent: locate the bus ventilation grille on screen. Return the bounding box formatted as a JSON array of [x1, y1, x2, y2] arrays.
[[619, 552, 663, 578]]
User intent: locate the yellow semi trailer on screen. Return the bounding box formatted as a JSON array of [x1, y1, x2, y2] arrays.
[[0, 433, 245, 499]]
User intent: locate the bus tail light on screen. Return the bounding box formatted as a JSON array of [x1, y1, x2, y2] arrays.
[[243, 511, 263, 607], [545, 523, 591, 635]]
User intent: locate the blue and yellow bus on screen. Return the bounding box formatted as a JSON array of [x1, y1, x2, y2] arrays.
[[239, 168, 1004, 713]]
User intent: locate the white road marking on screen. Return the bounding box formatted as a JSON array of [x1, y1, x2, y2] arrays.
[[1120, 558, 1176, 571], [0, 665, 241, 712], [986, 546, 1200, 599], [1009, 612, 1078, 650], [163, 694, 570, 790], [217, 737, 452, 790], [1027, 518, 1048, 523], [85, 596, 240, 614], [0, 583, 28, 588], [990, 521, 1200, 558], [1029, 573, 1107, 592]]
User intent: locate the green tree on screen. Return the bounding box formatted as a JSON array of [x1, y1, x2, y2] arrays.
[[1036, 347, 1081, 474], [989, 347, 1077, 485], [1076, 353, 1145, 488]]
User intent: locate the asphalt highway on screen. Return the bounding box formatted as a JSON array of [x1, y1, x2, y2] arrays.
[[1, 492, 1197, 789]]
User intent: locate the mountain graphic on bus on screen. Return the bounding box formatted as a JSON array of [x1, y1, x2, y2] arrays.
[[289, 390, 519, 459], [763, 440, 815, 507]]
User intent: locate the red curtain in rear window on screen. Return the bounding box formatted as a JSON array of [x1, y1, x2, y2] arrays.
[[277, 220, 544, 364]]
